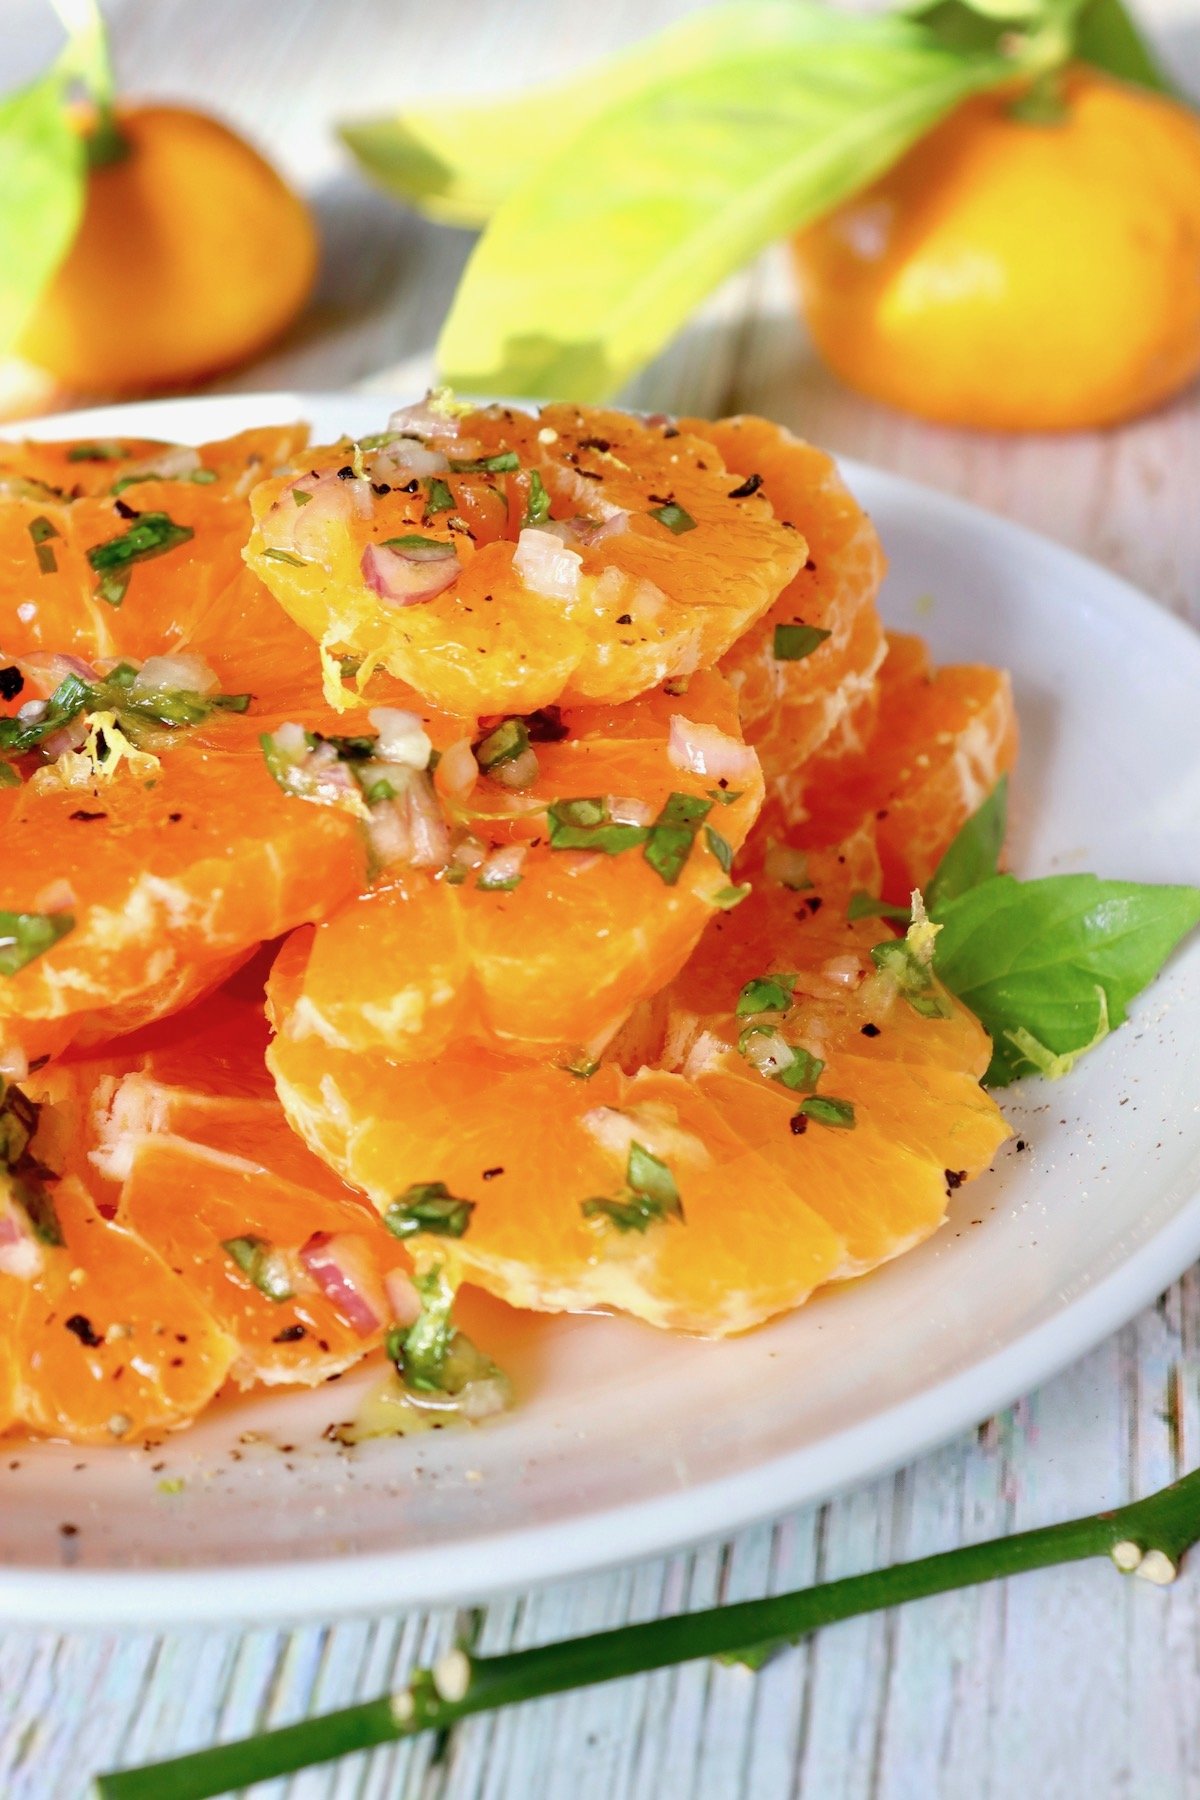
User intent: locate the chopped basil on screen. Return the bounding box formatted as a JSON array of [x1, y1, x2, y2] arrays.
[[86, 511, 195, 606], [475, 718, 530, 771], [380, 533, 456, 561], [871, 937, 953, 1019], [220, 1235, 294, 1301], [362, 777, 397, 804], [848, 890, 911, 923], [0, 672, 91, 754], [0, 764, 19, 789], [0, 666, 249, 762], [391, 1263, 457, 1391], [773, 623, 832, 661], [27, 515, 60, 574], [0, 1084, 38, 1167], [711, 883, 751, 909], [796, 1095, 856, 1129], [262, 547, 308, 566], [706, 787, 743, 807], [648, 502, 697, 534], [425, 477, 455, 514], [17, 1177, 64, 1245], [644, 791, 711, 885], [384, 1181, 475, 1241], [449, 450, 520, 474], [0, 909, 74, 977], [704, 825, 733, 874], [523, 468, 551, 527], [563, 1054, 599, 1079], [110, 467, 219, 497], [320, 733, 376, 760], [773, 1045, 825, 1093], [582, 1140, 683, 1234], [736, 974, 795, 1017], [547, 796, 649, 855], [66, 441, 126, 462]]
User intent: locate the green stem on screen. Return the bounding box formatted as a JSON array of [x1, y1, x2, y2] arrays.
[[48, 0, 129, 165], [94, 1468, 1200, 1800]]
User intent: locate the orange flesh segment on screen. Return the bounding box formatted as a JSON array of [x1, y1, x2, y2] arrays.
[[685, 415, 888, 812], [246, 404, 806, 716], [272, 670, 763, 1063]]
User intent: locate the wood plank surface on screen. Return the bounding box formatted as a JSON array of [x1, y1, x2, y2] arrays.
[[1, 2, 1198, 1794]]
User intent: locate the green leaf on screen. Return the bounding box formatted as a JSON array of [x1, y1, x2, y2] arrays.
[[736, 974, 794, 1017], [436, 2, 1009, 400], [547, 797, 650, 855], [1072, 0, 1172, 91], [932, 875, 1200, 1085], [582, 1139, 684, 1234], [384, 1181, 475, 1240], [0, 61, 84, 354], [926, 775, 1007, 913], [0, 909, 74, 977], [848, 890, 911, 923], [220, 1235, 294, 1301], [395, 1263, 458, 1391], [797, 1094, 856, 1129], [774, 623, 832, 662], [645, 791, 712, 886], [338, 5, 773, 228]]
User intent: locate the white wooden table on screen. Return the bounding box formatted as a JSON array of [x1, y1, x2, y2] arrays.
[[3, 3, 1200, 1794]]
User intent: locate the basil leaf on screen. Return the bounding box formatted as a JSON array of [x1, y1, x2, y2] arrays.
[[547, 797, 649, 855], [925, 775, 1007, 912], [774, 623, 832, 662], [645, 791, 711, 886], [338, 5, 767, 228], [0, 61, 84, 354], [933, 874, 1200, 1086], [384, 1181, 474, 1240], [220, 1235, 294, 1301], [437, 3, 1007, 398], [395, 1264, 457, 1390], [0, 909, 74, 977], [848, 891, 911, 923], [797, 1095, 856, 1129], [737, 974, 794, 1016]]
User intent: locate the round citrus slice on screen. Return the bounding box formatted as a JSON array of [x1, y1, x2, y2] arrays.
[[0, 663, 370, 1070], [772, 631, 1018, 902], [268, 874, 1008, 1337], [245, 400, 806, 717], [267, 669, 762, 1066], [0, 425, 311, 685], [682, 415, 888, 818]]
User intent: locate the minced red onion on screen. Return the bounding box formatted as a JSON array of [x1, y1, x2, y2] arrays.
[[299, 1232, 388, 1337], [434, 737, 479, 803], [132, 652, 220, 698], [606, 795, 654, 828], [0, 1209, 43, 1282], [119, 444, 201, 483], [373, 438, 451, 480], [360, 540, 458, 607], [368, 769, 450, 870], [667, 715, 758, 783], [367, 707, 432, 770], [478, 842, 527, 887], [543, 511, 629, 550]]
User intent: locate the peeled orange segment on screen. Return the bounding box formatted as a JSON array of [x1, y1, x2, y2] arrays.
[[268, 670, 763, 1065], [681, 415, 888, 814], [778, 632, 1018, 902], [246, 402, 806, 716], [3, 1174, 237, 1445], [0, 706, 367, 1067], [267, 1037, 845, 1337], [117, 1134, 411, 1387], [0, 426, 312, 681]]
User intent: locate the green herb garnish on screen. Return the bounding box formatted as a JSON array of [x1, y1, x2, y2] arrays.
[[711, 883, 751, 910], [704, 824, 733, 873], [86, 511, 194, 606], [523, 468, 551, 526], [648, 502, 696, 534], [795, 1095, 856, 1129], [27, 514, 59, 573], [449, 450, 520, 474], [66, 442, 126, 462], [384, 1181, 475, 1241], [582, 1139, 683, 1234], [706, 787, 743, 807], [644, 790, 711, 885], [547, 796, 649, 855], [380, 533, 456, 560], [220, 1235, 294, 1302], [871, 936, 953, 1021], [0, 909, 74, 977], [736, 974, 795, 1017], [425, 476, 455, 514], [262, 547, 308, 566], [848, 890, 910, 922], [773, 623, 832, 662], [390, 1263, 458, 1390], [475, 718, 530, 771]]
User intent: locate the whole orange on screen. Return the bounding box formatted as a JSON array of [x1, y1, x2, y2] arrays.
[[18, 105, 318, 393], [792, 68, 1200, 432]]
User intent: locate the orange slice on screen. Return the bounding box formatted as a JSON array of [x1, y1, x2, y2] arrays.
[[246, 402, 806, 716]]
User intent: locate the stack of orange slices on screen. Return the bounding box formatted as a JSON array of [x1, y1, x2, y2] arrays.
[[0, 399, 1016, 1442]]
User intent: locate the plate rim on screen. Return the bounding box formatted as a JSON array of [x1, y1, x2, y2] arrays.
[[3, 389, 1199, 1629]]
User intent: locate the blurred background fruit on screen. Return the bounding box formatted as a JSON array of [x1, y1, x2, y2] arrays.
[[17, 102, 317, 392], [792, 66, 1200, 431]]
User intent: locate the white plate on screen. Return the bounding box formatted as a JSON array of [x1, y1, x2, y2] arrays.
[[2, 392, 1198, 1630]]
